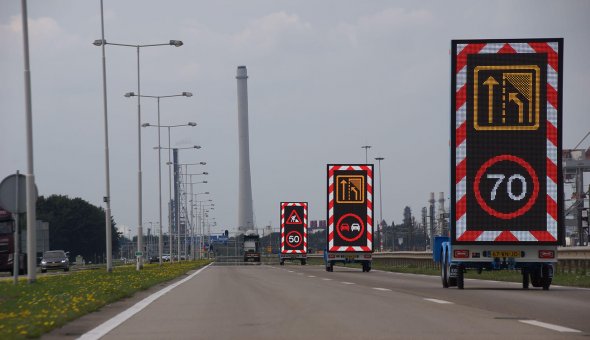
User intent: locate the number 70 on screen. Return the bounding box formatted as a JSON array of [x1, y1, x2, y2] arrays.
[[486, 174, 527, 201]]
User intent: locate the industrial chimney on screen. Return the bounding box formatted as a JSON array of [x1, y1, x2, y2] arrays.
[[236, 66, 254, 232]]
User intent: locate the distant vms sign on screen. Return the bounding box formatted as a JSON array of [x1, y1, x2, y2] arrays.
[[327, 165, 373, 252], [280, 202, 308, 254], [452, 39, 563, 245]]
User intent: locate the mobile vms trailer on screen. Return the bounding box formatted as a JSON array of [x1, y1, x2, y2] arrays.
[[325, 164, 374, 272], [243, 231, 261, 262], [0, 206, 26, 275], [435, 38, 564, 289], [280, 202, 308, 265]]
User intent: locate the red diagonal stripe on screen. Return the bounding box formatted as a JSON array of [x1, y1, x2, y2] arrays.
[[546, 158, 557, 184], [328, 231, 334, 242], [530, 231, 557, 242], [547, 83, 558, 109], [456, 195, 467, 220], [546, 121, 558, 146], [457, 231, 483, 242], [529, 42, 559, 72], [328, 182, 334, 195], [456, 85, 467, 111], [456, 159, 466, 184], [456, 121, 466, 147], [547, 195, 557, 221], [498, 43, 517, 54], [456, 43, 485, 73], [346, 246, 354, 252], [495, 231, 519, 242]]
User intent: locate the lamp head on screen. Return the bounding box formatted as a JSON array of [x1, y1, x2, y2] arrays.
[[141, 123, 150, 127], [170, 40, 184, 47], [202, 181, 208, 184], [124, 92, 136, 98], [200, 162, 206, 165], [203, 172, 209, 175], [93, 39, 105, 46], [182, 92, 193, 97], [188, 122, 197, 127], [194, 145, 201, 149]]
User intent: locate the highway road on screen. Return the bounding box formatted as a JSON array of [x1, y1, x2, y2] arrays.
[[51, 263, 589, 339]]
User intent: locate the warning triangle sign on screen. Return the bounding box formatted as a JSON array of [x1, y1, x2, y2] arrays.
[[285, 209, 303, 225]]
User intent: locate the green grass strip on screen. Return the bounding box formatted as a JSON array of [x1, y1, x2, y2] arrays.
[[0, 260, 211, 339]]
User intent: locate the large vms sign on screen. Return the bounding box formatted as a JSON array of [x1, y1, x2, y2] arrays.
[[451, 39, 563, 245], [327, 165, 373, 252], [281, 202, 307, 254]]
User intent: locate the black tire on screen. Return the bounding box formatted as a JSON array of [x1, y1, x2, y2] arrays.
[[441, 251, 449, 288], [522, 267, 529, 289], [301, 260, 306, 266], [327, 263, 334, 272], [280, 261, 284, 266], [41, 269, 46, 273], [530, 267, 542, 287], [64, 267, 69, 272], [541, 264, 552, 290], [457, 265, 464, 289]]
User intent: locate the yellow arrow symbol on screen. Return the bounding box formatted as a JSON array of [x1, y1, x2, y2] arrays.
[[483, 76, 499, 124], [509, 92, 524, 123], [340, 180, 347, 200]]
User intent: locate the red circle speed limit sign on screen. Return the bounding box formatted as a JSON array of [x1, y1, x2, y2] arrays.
[[285, 230, 303, 248], [474, 154, 540, 220]]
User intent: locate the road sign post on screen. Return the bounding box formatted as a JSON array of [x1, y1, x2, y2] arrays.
[[280, 202, 308, 265], [451, 38, 563, 245]]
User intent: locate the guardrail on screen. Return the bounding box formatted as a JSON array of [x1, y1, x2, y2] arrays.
[[307, 247, 590, 274]]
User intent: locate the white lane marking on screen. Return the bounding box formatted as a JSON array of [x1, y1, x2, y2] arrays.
[[287, 270, 294, 273], [307, 275, 316, 278], [322, 278, 332, 281], [372, 287, 391, 291], [341, 281, 355, 285], [519, 320, 581, 333], [78, 263, 212, 340], [424, 298, 453, 304]]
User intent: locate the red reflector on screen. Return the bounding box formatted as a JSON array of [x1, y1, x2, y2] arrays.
[[538, 250, 555, 259], [328, 254, 335, 258], [454, 249, 469, 258]]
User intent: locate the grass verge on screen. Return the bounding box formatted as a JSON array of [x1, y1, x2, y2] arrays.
[[0, 260, 211, 339]]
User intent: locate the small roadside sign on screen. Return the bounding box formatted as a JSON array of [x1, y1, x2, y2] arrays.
[[135, 251, 143, 257]]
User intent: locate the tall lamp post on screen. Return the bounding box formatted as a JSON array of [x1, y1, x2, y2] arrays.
[[126, 92, 192, 265], [93, 38, 184, 271], [375, 157, 384, 252], [361, 145, 372, 164], [159, 145, 202, 261]]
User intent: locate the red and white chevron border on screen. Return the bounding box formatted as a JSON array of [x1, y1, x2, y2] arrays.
[[328, 165, 373, 252], [455, 41, 559, 243], [280, 202, 308, 254]]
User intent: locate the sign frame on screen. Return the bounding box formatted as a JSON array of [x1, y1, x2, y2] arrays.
[[451, 38, 564, 246], [280, 202, 308, 254], [327, 164, 374, 252]]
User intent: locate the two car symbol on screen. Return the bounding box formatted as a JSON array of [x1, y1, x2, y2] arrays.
[[339, 223, 361, 232]]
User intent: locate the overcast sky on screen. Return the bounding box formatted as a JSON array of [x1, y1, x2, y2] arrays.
[[1, 1, 588, 237]]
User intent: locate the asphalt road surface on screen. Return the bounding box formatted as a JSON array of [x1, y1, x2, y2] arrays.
[[60, 263, 590, 339]]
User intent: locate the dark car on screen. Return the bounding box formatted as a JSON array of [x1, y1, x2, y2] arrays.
[[40, 250, 69, 273], [148, 255, 159, 264]]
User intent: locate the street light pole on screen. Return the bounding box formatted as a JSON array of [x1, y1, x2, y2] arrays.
[[98, 0, 113, 273], [361, 145, 372, 164], [375, 157, 384, 252]]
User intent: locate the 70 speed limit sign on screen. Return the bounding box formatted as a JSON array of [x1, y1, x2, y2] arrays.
[[280, 202, 308, 254], [451, 38, 563, 245]]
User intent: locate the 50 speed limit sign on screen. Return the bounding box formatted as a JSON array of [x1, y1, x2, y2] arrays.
[[280, 202, 308, 253], [451, 38, 563, 244]]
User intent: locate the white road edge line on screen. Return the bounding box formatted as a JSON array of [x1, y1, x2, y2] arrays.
[[322, 278, 332, 281], [372, 287, 391, 291], [77, 263, 212, 340], [308, 275, 316, 278], [341, 282, 355, 285], [519, 320, 581, 333], [423, 298, 453, 304]]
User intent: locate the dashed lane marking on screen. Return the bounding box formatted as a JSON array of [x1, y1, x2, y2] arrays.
[[372, 287, 391, 291], [341, 282, 355, 285], [519, 320, 581, 333], [423, 298, 453, 304]]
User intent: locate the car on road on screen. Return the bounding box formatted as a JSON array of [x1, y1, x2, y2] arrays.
[[162, 254, 171, 262], [40, 250, 69, 273], [148, 255, 159, 264]]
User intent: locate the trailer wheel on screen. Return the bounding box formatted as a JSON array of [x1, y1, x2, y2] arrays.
[[441, 251, 449, 288], [522, 267, 529, 289], [280, 261, 284, 266], [541, 264, 552, 290], [301, 260, 306, 266], [530, 267, 542, 287], [326, 263, 333, 272], [457, 265, 464, 289]]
